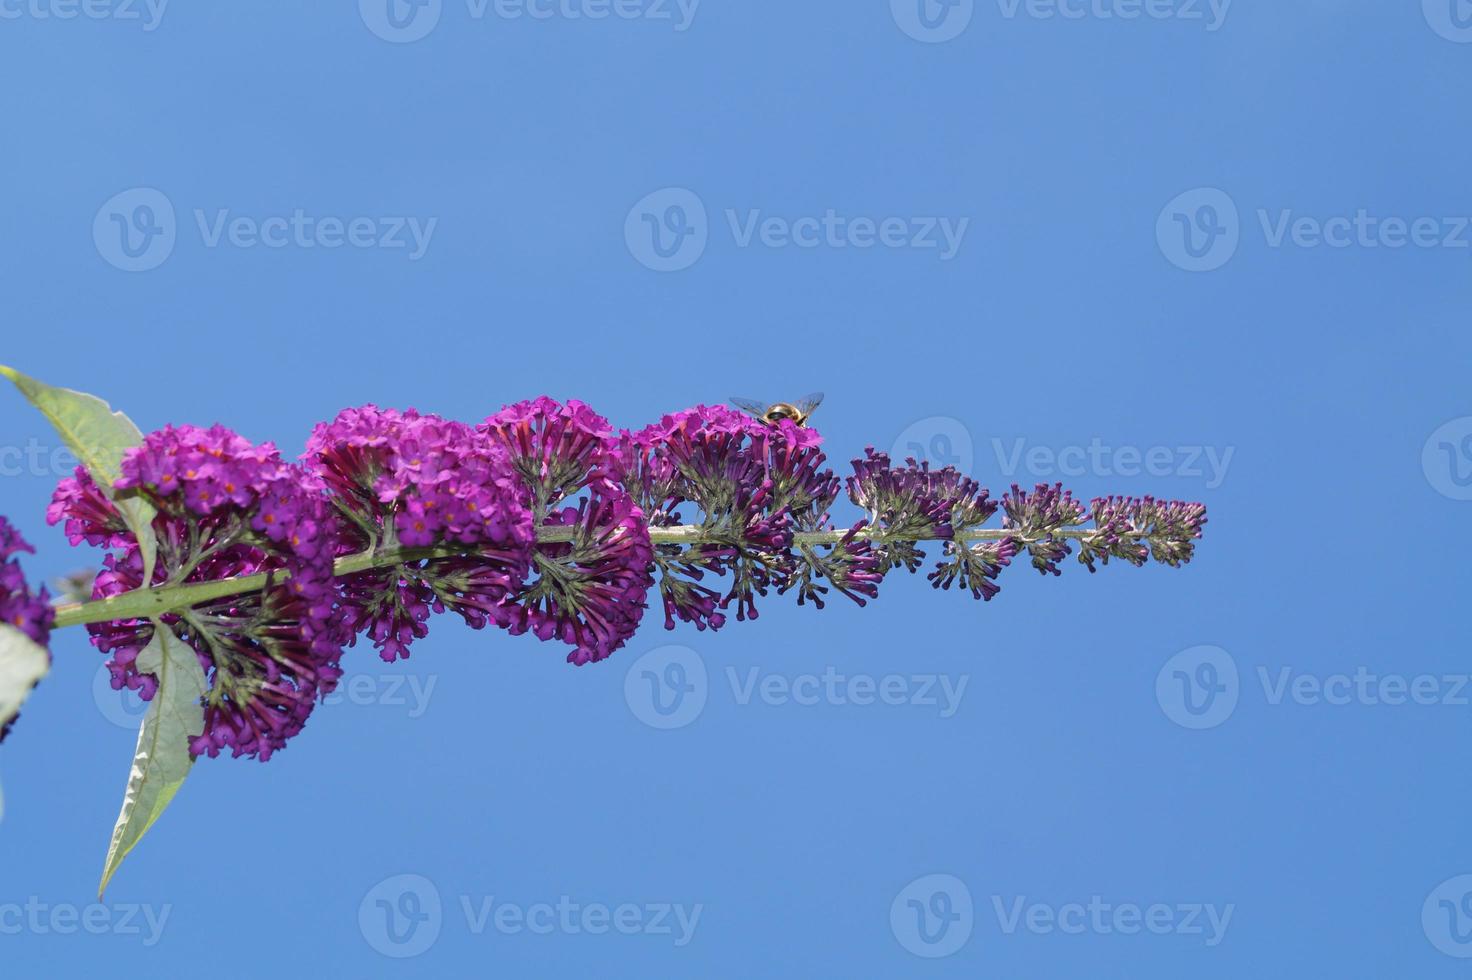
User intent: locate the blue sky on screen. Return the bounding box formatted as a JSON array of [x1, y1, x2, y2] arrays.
[[1, 1, 1470, 976]]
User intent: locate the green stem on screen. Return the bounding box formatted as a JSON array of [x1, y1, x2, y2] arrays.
[[50, 523, 1114, 631]]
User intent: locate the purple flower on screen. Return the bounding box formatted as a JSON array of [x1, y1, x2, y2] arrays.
[[52, 425, 346, 761], [1079, 496, 1208, 571], [784, 520, 884, 609], [847, 449, 997, 577], [1001, 483, 1086, 576], [482, 397, 618, 515], [48, 467, 128, 549], [0, 516, 53, 744], [303, 405, 535, 663], [849, 449, 996, 534], [617, 405, 817, 627], [482, 399, 655, 664], [0, 516, 53, 648], [492, 493, 654, 665], [928, 537, 1016, 601]]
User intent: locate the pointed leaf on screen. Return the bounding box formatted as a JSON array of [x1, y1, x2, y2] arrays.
[[0, 622, 49, 746], [0, 622, 51, 825], [98, 623, 206, 897], [0, 365, 157, 580]]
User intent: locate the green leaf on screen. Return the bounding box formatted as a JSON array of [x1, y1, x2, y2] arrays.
[[0, 365, 158, 582], [0, 622, 51, 824], [98, 623, 207, 898]]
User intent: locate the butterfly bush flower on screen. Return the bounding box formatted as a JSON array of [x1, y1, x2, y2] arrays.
[[1078, 495, 1208, 572], [1002, 482, 1087, 576], [0, 516, 53, 649], [0, 516, 54, 744], [27, 390, 1211, 763], [617, 404, 843, 627], [481, 397, 653, 664], [846, 448, 1013, 599], [303, 406, 535, 663], [46, 467, 132, 549], [47, 425, 344, 761]]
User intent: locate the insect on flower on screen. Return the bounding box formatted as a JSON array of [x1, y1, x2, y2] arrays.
[[730, 393, 825, 428]]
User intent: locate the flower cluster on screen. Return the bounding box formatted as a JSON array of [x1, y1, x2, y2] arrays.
[[304, 406, 535, 662], [47, 467, 131, 549], [1002, 482, 1088, 576], [848, 449, 997, 571], [1078, 495, 1209, 572], [481, 397, 653, 664], [617, 405, 841, 629], [0, 516, 53, 649], [51, 425, 344, 761], [30, 396, 1210, 765], [0, 516, 53, 744]]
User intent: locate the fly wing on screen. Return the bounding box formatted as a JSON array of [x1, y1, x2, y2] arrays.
[[794, 392, 825, 416], [730, 397, 769, 419]]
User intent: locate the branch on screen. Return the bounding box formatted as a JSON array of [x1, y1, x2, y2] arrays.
[[50, 523, 1118, 630]]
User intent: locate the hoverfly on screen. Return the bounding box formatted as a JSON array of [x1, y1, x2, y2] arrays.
[[730, 393, 825, 428]]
